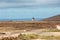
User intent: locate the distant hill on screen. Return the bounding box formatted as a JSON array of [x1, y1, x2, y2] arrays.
[[42, 15, 60, 21]]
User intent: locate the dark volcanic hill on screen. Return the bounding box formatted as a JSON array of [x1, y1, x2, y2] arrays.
[[42, 15, 60, 21]]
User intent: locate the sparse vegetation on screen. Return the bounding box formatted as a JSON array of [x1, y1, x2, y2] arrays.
[[18, 34, 60, 40], [18, 34, 39, 40], [0, 33, 39, 40], [44, 29, 60, 32], [0, 37, 19, 40], [0, 33, 60, 40], [0, 21, 57, 30]]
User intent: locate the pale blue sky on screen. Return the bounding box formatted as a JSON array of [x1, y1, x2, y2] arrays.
[[0, 0, 60, 19]]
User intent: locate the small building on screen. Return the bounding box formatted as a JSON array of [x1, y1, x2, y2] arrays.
[[32, 17, 35, 21]]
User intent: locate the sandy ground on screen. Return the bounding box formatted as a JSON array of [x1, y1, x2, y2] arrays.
[[0, 29, 60, 39], [22, 29, 60, 36]]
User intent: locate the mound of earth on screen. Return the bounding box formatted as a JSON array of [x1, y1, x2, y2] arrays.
[[42, 15, 60, 21]]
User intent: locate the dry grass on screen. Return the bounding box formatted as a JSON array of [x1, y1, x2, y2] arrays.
[[0, 37, 19, 40], [0, 33, 60, 40], [0, 21, 58, 30]]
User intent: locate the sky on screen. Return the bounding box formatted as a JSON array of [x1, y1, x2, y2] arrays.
[[0, 0, 60, 19]]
